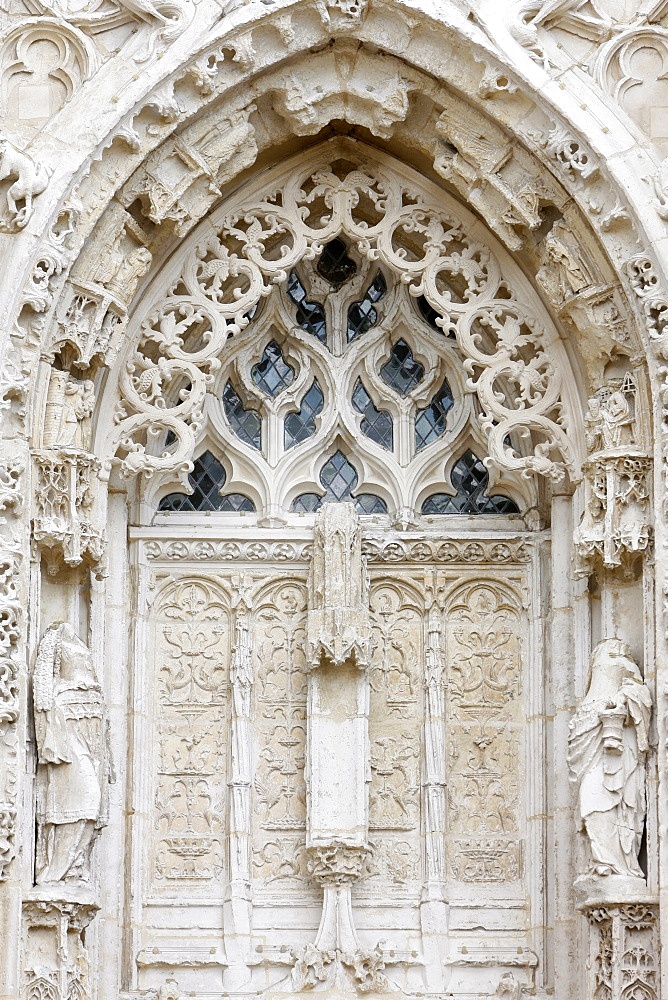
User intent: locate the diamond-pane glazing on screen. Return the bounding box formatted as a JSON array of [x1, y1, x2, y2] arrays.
[[317, 238, 356, 287], [352, 379, 393, 450], [287, 271, 327, 343], [347, 273, 387, 341], [252, 340, 295, 397], [415, 378, 454, 451], [421, 449, 519, 514], [219, 493, 255, 512], [285, 379, 325, 449], [223, 381, 261, 449], [158, 451, 255, 512], [291, 450, 386, 513], [380, 340, 425, 395]]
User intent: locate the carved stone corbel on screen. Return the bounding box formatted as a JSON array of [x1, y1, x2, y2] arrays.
[[32, 450, 106, 573]]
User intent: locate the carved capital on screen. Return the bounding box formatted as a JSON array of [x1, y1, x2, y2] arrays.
[[306, 843, 371, 886]]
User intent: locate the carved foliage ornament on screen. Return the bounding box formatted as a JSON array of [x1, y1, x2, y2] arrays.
[[114, 146, 576, 484]]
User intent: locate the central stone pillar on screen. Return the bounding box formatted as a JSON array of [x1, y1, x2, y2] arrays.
[[295, 502, 384, 993]]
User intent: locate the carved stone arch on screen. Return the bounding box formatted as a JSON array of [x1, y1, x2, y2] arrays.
[[1, 3, 666, 999]]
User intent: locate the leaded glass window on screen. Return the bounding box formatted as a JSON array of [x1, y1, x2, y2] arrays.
[[422, 450, 519, 514], [292, 451, 387, 514], [380, 340, 425, 396], [285, 380, 324, 449], [223, 382, 261, 450], [154, 207, 523, 517], [159, 451, 255, 512], [347, 273, 386, 342], [352, 379, 393, 451], [415, 378, 454, 452], [287, 272, 327, 342], [251, 341, 295, 397]]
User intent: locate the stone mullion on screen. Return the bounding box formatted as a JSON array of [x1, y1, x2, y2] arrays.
[[549, 492, 579, 1000], [224, 578, 254, 988]]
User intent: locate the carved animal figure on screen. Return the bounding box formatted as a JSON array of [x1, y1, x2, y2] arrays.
[[0, 139, 51, 230]]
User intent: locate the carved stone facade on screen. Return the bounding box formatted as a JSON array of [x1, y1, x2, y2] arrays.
[[1, 1, 668, 999]]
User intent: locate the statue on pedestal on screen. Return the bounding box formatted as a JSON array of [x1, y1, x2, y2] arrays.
[[568, 639, 652, 879], [33, 622, 111, 884]]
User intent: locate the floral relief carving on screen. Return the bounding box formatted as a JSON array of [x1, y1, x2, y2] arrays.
[[151, 578, 229, 887], [585, 903, 659, 1000], [252, 581, 308, 876], [445, 582, 524, 885]]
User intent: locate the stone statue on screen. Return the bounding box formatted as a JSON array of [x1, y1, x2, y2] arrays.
[[33, 622, 110, 884], [568, 639, 652, 879], [43, 370, 95, 450]]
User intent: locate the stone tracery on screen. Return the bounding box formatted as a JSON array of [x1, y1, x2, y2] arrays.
[[0, 1, 666, 999]]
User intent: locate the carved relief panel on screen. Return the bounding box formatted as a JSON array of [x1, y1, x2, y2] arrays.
[[365, 579, 423, 890], [150, 578, 230, 892], [251, 579, 309, 890], [444, 582, 526, 890]]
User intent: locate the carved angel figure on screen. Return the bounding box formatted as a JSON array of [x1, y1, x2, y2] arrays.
[[33, 622, 111, 883], [568, 639, 652, 879]]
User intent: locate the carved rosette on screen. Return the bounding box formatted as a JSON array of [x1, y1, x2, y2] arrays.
[[32, 450, 105, 572], [306, 843, 371, 887]]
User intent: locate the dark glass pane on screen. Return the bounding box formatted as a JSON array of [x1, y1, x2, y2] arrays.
[[159, 451, 227, 512], [287, 271, 327, 343], [219, 493, 255, 512], [417, 295, 441, 330], [251, 340, 295, 397], [347, 273, 387, 341], [380, 339, 425, 396], [317, 238, 356, 288], [285, 379, 324, 449], [292, 492, 322, 513], [320, 450, 358, 501], [415, 378, 454, 451], [290, 451, 385, 514], [355, 493, 387, 514], [352, 379, 393, 450], [421, 449, 519, 515], [223, 381, 261, 450]]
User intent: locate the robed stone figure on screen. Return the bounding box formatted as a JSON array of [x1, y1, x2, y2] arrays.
[[568, 638, 652, 879], [33, 622, 111, 884]]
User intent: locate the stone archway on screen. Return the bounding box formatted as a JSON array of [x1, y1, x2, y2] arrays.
[[0, 4, 666, 1000]]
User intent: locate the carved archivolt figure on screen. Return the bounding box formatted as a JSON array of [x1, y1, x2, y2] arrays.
[[568, 639, 652, 879], [0, 138, 51, 231], [33, 622, 110, 884]]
